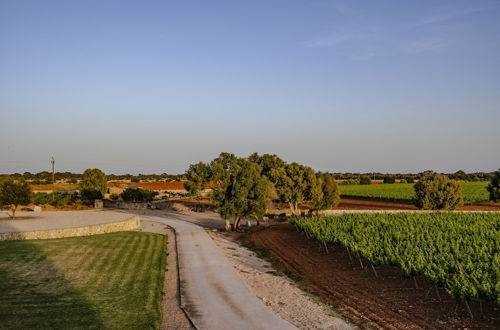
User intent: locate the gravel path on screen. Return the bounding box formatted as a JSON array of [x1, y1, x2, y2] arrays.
[[0, 210, 133, 233], [142, 215, 296, 330]]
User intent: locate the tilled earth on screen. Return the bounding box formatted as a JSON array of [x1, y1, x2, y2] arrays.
[[243, 223, 499, 329]]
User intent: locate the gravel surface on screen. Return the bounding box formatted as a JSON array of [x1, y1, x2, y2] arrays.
[[0, 210, 133, 233], [208, 231, 354, 330]]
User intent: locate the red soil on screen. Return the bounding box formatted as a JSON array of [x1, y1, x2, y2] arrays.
[[243, 224, 498, 329], [337, 197, 500, 211]]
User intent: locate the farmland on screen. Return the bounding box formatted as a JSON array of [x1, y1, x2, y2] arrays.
[[340, 182, 489, 204], [0, 232, 166, 328], [291, 213, 500, 306]]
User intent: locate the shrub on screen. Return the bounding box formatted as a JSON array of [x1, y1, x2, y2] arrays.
[[359, 176, 372, 185], [81, 189, 103, 202], [487, 169, 500, 202], [131, 177, 140, 183], [414, 174, 463, 210], [341, 179, 360, 185], [383, 175, 396, 184], [399, 179, 407, 184], [78, 169, 107, 197], [121, 188, 158, 202], [405, 176, 415, 184]]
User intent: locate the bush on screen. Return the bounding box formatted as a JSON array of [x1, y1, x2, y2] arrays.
[[414, 174, 463, 210], [487, 169, 500, 202], [359, 176, 372, 185], [131, 177, 140, 183], [341, 179, 360, 185], [81, 189, 103, 202], [121, 188, 158, 202], [399, 179, 407, 184], [405, 177, 415, 184], [383, 175, 396, 184]]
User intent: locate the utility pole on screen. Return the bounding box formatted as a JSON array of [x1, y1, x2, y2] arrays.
[[51, 157, 55, 202]]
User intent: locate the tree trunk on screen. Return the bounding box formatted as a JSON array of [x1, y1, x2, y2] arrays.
[[234, 217, 241, 230], [225, 219, 232, 231], [10, 205, 17, 219]]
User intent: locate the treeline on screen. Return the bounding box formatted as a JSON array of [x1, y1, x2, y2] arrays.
[[184, 152, 341, 230], [0, 172, 185, 184], [332, 170, 492, 182]]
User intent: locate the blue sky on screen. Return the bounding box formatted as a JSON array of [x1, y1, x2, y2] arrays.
[[1, 0, 499, 174]]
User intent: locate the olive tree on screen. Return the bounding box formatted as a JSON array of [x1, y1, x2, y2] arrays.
[[211, 158, 271, 231], [0, 179, 31, 219], [487, 169, 500, 202], [270, 162, 320, 216], [184, 162, 211, 197], [78, 168, 107, 201], [414, 174, 463, 210]]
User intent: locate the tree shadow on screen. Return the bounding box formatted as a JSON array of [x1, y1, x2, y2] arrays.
[[0, 223, 104, 329]]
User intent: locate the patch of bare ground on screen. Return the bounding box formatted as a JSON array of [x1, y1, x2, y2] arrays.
[[136, 220, 194, 329], [242, 223, 499, 329], [208, 230, 353, 330]]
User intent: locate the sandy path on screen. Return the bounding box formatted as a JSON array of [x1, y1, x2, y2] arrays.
[[141, 215, 296, 330], [208, 230, 353, 330]]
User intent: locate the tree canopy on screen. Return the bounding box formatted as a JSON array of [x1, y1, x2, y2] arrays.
[[0, 179, 31, 218], [78, 168, 107, 201]]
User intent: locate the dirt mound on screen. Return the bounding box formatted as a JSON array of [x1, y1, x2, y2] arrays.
[[243, 224, 498, 329]]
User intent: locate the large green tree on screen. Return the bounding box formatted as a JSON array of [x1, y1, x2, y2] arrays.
[[0, 179, 31, 218], [270, 162, 320, 216], [78, 168, 107, 201], [211, 158, 271, 230], [184, 162, 211, 197], [487, 169, 500, 202]]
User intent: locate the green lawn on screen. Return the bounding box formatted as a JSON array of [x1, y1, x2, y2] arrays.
[[340, 181, 489, 204], [0, 232, 166, 329]]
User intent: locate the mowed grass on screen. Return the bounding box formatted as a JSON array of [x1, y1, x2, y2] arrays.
[[0, 232, 166, 329], [340, 181, 489, 204]]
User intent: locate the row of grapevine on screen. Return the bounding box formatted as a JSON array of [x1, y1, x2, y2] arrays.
[[290, 212, 500, 305]]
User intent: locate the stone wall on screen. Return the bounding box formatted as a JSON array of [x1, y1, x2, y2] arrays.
[[0, 216, 140, 241]]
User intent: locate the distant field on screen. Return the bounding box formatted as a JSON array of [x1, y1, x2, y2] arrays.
[[30, 183, 78, 191], [340, 182, 489, 204], [0, 232, 166, 328]]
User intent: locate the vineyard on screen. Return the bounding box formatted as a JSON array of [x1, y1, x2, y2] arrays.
[[340, 182, 489, 204], [290, 213, 500, 309]]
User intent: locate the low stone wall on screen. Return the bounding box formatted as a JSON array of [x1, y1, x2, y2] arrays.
[[0, 216, 140, 241]]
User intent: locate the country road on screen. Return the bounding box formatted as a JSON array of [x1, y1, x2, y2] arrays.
[[142, 215, 296, 330]]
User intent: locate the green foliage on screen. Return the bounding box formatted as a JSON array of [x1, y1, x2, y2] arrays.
[[405, 176, 415, 183], [78, 168, 107, 197], [212, 158, 271, 230], [184, 162, 211, 197], [31, 192, 77, 207], [414, 174, 463, 210], [314, 172, 340, 210], [487, 169, 500, 202], [340, 182, 487, 204], [80, 189, 103, 202], [340, 178, 360, 185], [291, 213, 500, 305], [0, 179, 31, 218], [269, 162, 319, 215], [248, 153, 285, 177], [359, 176, 372, 185], [383, 175, 396, 184], [399, 179, 407, 184], [121, 188, 158, 202], [131, 177, 140, 183]]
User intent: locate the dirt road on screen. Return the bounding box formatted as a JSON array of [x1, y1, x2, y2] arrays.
[[142, 215, 296, 330]]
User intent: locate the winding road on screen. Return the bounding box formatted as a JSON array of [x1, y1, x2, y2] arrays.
[[142, 215, 296, 330]]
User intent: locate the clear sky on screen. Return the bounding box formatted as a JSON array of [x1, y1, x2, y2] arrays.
[[1, 0, 499, 174]]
